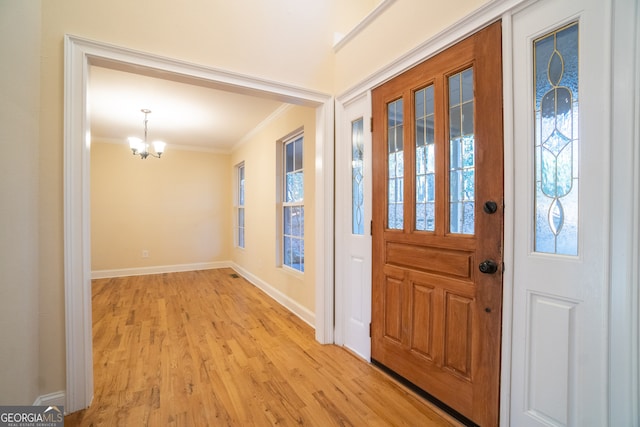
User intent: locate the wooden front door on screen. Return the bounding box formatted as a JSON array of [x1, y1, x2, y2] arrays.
[[371, 21, 503, 427]]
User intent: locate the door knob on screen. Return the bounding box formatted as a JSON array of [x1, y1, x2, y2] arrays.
[[483, 200, 498, 214], [479, 260, 498, 274]]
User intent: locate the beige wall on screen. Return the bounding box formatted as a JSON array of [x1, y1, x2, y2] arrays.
[[334, 0, 490, 93], [42, 0, 336, 93], [334, 0, 380, 39], [0, 0, 41, 404], [0, 0, 491, 404], [231, 106, 317, 313], [91, 142, 231, 271]]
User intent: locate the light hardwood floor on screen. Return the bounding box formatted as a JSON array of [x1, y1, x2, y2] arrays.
[[64, 268, 463, 426]]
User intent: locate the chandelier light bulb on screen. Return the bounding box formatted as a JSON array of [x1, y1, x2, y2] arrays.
[[128, 137, 143, 154], [153, 140, 166, 156]]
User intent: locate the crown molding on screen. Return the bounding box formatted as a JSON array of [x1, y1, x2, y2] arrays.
[[333, 0, 398, 52]]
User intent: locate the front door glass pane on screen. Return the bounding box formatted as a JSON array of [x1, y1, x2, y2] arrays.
[[416, 85, 436, 231], [449, 68, 475, 234], [534, 23, 579, 255], [352, 118, 364, 235], [388, 99, 404, 230]]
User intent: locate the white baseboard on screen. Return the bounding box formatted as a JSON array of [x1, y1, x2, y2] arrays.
[[33, 390, 65, 408], [230, 263, 316, 328], [91, 261, 231, 279]]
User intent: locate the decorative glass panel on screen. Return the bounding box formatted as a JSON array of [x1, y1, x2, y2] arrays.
[[449, 68, 475, 234], [387, 99, 404, 230], [415, 85, 436, 231], [534, 23, 579, 255], [351, 118, 365, 235]]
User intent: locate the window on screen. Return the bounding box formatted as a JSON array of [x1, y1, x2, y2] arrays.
[[449, 68, 475, 235], [352, 118, 364, 235], [533, 23, 579, 255], [282, 134, 304, 272], [387, 99, 404, 230], [236, 162, 245, 249], [415, 85, 435, 232]]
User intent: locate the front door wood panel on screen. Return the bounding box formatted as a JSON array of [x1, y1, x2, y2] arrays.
[[371, 21, 503, 427]]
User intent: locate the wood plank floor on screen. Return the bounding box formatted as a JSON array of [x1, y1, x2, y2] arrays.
[[64, 268, 463, 426]]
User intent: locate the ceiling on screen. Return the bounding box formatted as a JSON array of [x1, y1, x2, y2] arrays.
[[88, 65, 287, 153]]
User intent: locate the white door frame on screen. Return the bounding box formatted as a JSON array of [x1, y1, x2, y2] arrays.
[[334, 0, 639, 425], [608, 0, 640, 425], [63, 35, 334, 413]]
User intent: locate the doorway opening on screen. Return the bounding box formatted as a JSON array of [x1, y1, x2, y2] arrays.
[[64, 35, 334, 412]]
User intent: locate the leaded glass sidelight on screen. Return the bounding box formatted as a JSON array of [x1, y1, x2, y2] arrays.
[[534, 23, 579, 255], [449, 68, 475, 234], [415, 85, 436, 231], [388, 99, 404, 230], [352, 118, 364, 235]]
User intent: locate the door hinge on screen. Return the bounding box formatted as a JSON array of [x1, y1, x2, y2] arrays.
[[370, 220, 373, 236], [370, 117, 373, 132], [369, 323, 372, 337]]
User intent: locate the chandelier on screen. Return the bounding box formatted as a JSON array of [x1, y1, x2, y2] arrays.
[[128, 109, 166, 159]]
